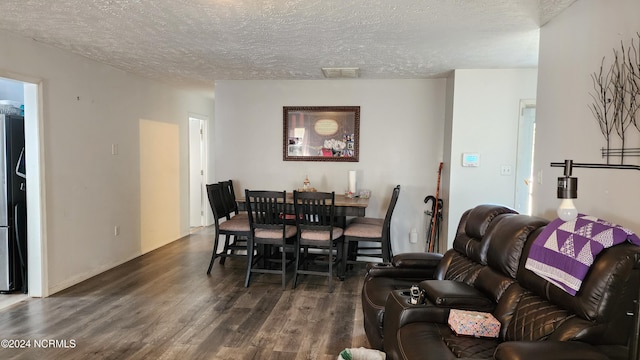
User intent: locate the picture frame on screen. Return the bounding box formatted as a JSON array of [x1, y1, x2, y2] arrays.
[[283, 106, 360, 162]]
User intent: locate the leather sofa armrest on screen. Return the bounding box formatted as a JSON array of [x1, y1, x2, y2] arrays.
[[364, 252, 443, 279], [494, 341, 610, 360], [382, 289, 452, 349], [419, 280, 495, 313], [393, 252, 444, 268]]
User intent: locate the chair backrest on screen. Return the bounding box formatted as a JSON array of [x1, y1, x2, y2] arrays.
[[245, 190, 288, 231], [219, 180, 239, 218], [382, 185, 401, 232], [294, 191, 336, 231], [377, 185, 401, 259], [206, 183, 227, 222]]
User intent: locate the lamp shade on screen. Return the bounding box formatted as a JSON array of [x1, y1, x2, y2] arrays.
[[557, 176, 577, 199]]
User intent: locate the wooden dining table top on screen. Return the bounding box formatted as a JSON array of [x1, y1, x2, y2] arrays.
[[327, 193, 370, 208], [237, 193, 368, 205], [236, 192, 369, 217]]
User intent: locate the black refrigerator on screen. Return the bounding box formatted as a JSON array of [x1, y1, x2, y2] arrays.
[[0, 114, 27, 293]]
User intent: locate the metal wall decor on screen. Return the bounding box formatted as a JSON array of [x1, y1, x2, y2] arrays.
[[589, 32, 640, 164]]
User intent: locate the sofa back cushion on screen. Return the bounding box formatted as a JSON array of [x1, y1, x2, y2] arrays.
[[435, 251, 484, 284], [434, 205, 517, 282], [452, 205, 517, 265], [473, 215, 548, 309], [484, 215, 548, 279]]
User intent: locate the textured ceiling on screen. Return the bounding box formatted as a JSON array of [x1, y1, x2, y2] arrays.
[[0, 0, 575, 89]]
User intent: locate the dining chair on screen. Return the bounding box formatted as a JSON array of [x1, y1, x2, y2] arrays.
[[244, 190, 298, 290], [205, 183, 250, 275], [217, 180, 248, 263], [219, 180, 247, 220], [341, 185, 400, 278], [292, 191, 344, 292]]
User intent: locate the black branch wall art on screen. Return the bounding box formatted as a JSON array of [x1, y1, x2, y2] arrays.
[[589, 32, 640, 164]]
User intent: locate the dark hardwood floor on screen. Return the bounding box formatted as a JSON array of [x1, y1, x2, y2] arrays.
[[0, 226, 370, 359]]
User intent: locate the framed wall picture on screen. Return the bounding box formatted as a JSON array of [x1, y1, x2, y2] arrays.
[[283, 106, 360, 162]]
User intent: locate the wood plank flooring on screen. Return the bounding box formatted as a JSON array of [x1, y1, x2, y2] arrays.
[[0, 226, 370, 359]]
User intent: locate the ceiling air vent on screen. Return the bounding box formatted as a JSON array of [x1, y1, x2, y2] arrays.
[[321, 67, 360, 79]]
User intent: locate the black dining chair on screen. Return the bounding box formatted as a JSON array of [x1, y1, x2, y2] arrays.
[[244, 190, 298, 290], [219, 180, 247, 220], [217, 180, 248, 262], [292, 191, 344, 292], [205, 183, 251, 274], [341, 185, 400, 278]]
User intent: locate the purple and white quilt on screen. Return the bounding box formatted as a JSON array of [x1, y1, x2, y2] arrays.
[[524, 214, 640, 295]]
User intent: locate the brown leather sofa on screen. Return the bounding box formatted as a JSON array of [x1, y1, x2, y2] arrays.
[[361, 205, 640, 360], [361, 204, 519, 349]]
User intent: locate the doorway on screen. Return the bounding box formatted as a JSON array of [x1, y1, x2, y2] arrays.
[[0, 75, 45, 300], [514, 100, 536, 215], [189, 115, 208, 228]]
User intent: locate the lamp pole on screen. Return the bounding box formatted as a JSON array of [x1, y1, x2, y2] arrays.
[[550, 159, 640, 359]]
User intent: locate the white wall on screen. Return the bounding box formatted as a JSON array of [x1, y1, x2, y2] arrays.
[[444, 69, 538, 248], [0, 7, 565, 294], [0, 77, 24, 103], [0, 29, 214, 294], [214, 79, 446, 254], [533, 0, 640, 232]]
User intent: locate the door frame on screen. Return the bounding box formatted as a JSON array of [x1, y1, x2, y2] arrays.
[[0, 72, 47, 298], [189, 114, 209, 228], [514, 99, 536, 215]]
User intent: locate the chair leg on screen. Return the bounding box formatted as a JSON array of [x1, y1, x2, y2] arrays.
[[206, 252, 216, 275], [328, 244, 333, 292], [281, 242, 287, 291], [336, 239, 344, 281], [351, 241, 358, 267], [220, 234, 232, 265], [207, 228, 221, 275], [292, 241, 301, 289], [340, 238, 350, 280], [244, 239, 254, 288]]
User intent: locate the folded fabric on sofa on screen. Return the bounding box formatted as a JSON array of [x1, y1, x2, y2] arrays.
[[525, 214, 640, 295]]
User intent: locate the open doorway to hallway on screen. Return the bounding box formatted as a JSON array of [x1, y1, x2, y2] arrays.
[[0, 74, 45, 305], [189, 115, 209, 229]]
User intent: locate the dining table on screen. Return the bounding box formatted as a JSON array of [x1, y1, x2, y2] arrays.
[[236, 192, 369, 218], [236, 192, 370, 279]]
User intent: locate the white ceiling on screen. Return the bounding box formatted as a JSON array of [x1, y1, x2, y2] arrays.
[[0, 0, 575, 89]]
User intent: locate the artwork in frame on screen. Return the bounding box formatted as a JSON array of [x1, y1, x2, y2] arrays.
[[283, 106, 360, 162]]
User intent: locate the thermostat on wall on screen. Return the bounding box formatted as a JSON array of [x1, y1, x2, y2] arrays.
[[462, 153, 480, 167]]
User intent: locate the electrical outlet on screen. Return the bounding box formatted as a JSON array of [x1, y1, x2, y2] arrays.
[[409, 228, 418, 243], [500, 165, 512, 176]]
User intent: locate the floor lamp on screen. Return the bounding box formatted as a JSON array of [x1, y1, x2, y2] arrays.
[[551, 159, 640, 360]]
